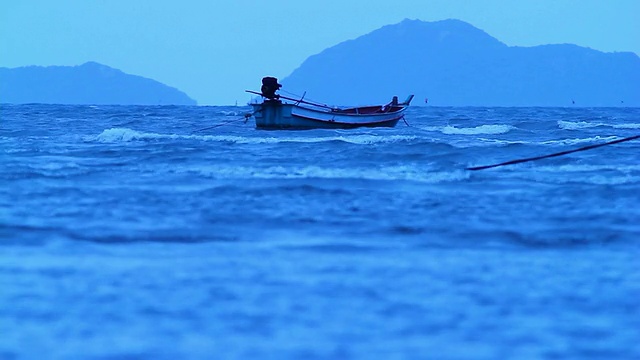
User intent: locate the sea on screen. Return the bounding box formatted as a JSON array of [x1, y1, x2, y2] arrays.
[[1, 104, 639, 360]]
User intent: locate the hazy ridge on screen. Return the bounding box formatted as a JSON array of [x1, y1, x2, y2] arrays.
[[0, 62, 197, 105], [282, 19, 640, 107]]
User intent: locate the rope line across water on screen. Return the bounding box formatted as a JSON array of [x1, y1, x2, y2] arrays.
[[467, 134, 640, 171]]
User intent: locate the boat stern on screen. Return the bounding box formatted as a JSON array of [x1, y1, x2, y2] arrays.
[[252, 101, 295, 129]]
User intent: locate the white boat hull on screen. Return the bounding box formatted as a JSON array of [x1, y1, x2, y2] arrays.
[[251, 101, 408, 130]]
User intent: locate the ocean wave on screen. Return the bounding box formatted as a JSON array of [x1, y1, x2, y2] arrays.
[[89, 128, 419, 145], [534, 173, 639, 185], [226, 134, 421, 145], [536, 164, 640, 173], [581, 175, 640, 185], [441, 124, 514, 135], [540, 136, 620, 146], [613, 123, 640, 129], [91, 128, 157, 142], [179, 164, 470, 183], [558, 120, 602, 130], [558, 120, 640, 130], [5, 161, 90, 179], [536, 164, 640, 174], [473, 139, 527, 146], [308, 134, 420, 145], [219, 110, 242, 116], [29, 161, 82, 171], [496, 163, 640, 185], [477, 135, 634, 147]]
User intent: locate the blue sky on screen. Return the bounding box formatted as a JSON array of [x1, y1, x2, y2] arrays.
[[1, 0, 638, 105]]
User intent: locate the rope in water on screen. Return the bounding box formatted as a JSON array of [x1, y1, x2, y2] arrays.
[[467, 134, 640, 171], [194, 109, 262, 132]]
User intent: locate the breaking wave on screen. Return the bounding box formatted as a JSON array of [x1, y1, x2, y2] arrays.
[[559, 120, 640, 130], [177, 164, 470, 183], [441, 124, 514, 135], [89, 128, 419, 145], [540, 136, 620, 146]]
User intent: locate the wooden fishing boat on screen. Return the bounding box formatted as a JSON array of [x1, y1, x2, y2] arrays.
[[247, 77, 413, 130]]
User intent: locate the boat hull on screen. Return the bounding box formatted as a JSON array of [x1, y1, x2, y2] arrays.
[[251, 101, 406, 130]]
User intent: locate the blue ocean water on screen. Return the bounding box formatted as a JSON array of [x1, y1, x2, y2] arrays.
[[1, 104, 639, 359]]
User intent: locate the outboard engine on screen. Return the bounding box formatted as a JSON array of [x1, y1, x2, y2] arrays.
[[261, 77, 282, 100]]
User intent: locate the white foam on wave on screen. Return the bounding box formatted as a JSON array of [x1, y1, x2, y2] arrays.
[[205, 134, 419, 145], [558, 120, 600, 130], [219, 110, 241, 116], [180, 164, 470, 183], [90, 128, 419, 145], [477, 135, 636, 148], [92, 128, 155, 142], [417, 126, 443, 132], [90, 128, 273, 143], [475, 139, 526, 146], [540, 135, 619, 146], [441, 125, 513, 135], [558, 120, 640, 130], [299, 134, 419, 145], [613, 123, 640, 129]]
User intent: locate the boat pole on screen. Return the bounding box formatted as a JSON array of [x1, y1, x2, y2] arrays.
[[245, 90, 334, 110]]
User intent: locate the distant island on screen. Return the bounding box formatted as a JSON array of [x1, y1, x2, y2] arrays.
[[282, 19, 640, 107], [0, 62, 197, 105]]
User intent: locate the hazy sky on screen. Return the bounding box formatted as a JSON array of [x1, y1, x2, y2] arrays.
[[1, 0, 638, 105]]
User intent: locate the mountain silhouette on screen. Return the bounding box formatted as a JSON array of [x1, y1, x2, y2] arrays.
[[282, 19, 640, 107], [0, 62, 197, 105]]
